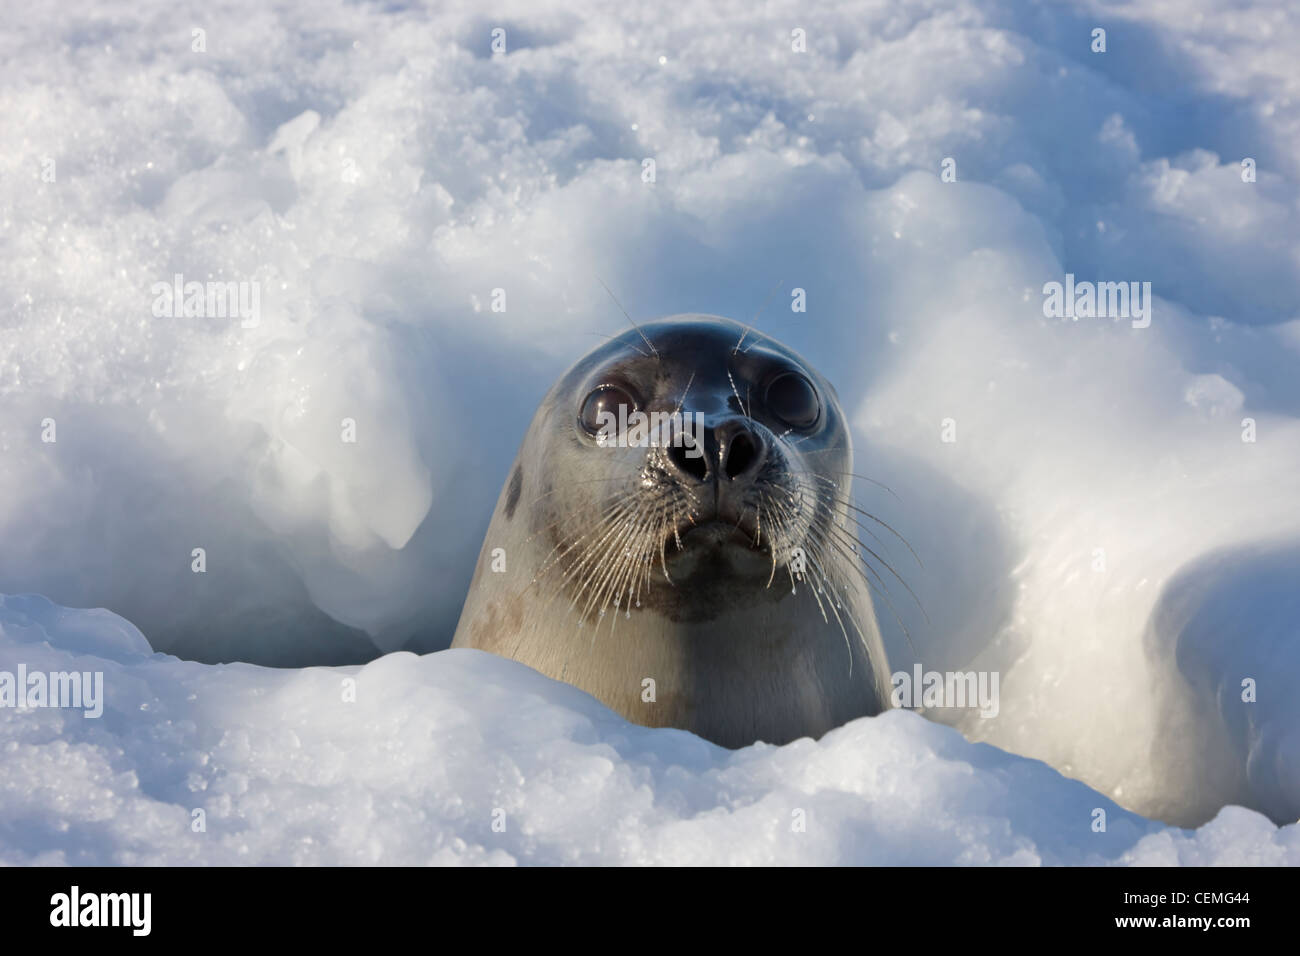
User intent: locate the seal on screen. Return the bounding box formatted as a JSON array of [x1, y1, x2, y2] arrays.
[[451, 314, 894, 748]]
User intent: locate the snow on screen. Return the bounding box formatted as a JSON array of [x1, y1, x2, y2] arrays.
[[2, 0, 1299, 861], [2, 594, 1297, 865]]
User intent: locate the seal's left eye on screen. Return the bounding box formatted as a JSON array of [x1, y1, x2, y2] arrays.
[[579, 385, 638, 435], [765, 372, 820, 429]]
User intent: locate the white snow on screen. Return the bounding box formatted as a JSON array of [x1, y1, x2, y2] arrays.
[[2, 0, 1300, 861], [2, 594, 1296, 865]]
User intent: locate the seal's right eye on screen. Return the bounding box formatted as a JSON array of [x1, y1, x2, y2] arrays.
[[579, 385, 638, 436], [764, 371, 820, 430]]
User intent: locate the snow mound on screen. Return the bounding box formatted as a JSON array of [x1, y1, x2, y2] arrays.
[[1, 596, 1297, 865]]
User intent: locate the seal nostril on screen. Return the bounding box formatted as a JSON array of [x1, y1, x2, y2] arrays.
[[668, 442, 708, 482], [724, 432, 758, 479]]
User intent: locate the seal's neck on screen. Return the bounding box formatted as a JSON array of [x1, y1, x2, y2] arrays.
[[457, 579, 888, 748]]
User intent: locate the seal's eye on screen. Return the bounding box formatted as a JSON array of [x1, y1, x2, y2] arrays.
[[765, 372, 820, 429], [579, 384, 639, 436]]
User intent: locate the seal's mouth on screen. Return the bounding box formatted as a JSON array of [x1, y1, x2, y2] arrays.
[[677, 516, 762, 550], [666, 499, 778, 564]]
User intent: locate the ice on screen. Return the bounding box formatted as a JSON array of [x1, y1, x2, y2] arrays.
[[1, 596, 1296, 865], [2, 0, 1299, 853]]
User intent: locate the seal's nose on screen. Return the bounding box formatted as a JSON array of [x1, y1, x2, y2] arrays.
[[716, 418, 763, 480], [665, 417, 765, 484]]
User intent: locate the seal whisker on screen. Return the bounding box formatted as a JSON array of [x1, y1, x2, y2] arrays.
[[800, 482, 922, 570], [726, 367, 752, 419], [600, 506, 657, 626], [528, 498, 635, 587], [831, 497, 923, 569], [629, 506, 667, 603], [504, 499, 638, 660], [758, 496, 779, 588], [792, 461, 905, 504], [672, 370, 696, 418], [570, 521, 642, 623], [764, 485, 907, 625], [760, 492, 865, 673], [815, 531, 919, 656], [804, 549, 859, 676], [524, 472, 643, 510], [596, 275, 659, 363], [785, 466, 922, 567], [658, 505, 675, 583], [791, 507, 915, 655], [533, 502, 640, 608], [633, 502, 670, 606], [732, 278, 783, 356], [785, 473, 896, 558], [581, 330, 650, 359], [821, 519, 928, 623], [566, 501, 653, 616], [569, 491, 678, 629]]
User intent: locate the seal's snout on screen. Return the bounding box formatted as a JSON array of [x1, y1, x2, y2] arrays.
[[665, 437, 708, 482], [717, 419, 764, 481], [665, 417, 767, 486]]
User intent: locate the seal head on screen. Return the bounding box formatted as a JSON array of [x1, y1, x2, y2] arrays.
[[452, 314, 891, 747]]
